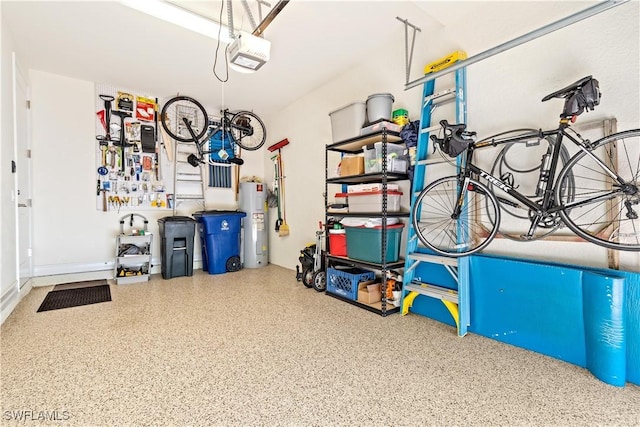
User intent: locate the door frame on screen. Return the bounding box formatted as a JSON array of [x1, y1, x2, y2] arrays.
[[13, 52, 33, 291]]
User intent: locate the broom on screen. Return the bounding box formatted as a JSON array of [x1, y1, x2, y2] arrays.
[[267, 138, 291, 237], [278, 151, 289, 236]]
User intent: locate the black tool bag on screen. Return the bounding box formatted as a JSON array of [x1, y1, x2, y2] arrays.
[[433, 134, 471, 158], [563, 78, 601, 117], [430, 120, 475, 158]]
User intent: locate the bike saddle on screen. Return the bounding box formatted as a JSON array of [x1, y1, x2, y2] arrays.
[[541, 75, 593, 101]]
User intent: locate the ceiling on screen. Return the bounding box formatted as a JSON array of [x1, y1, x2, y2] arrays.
[[2, 1, 598, 120]]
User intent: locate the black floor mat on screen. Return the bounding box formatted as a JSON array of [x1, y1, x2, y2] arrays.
[[37, 285, 111, 312]]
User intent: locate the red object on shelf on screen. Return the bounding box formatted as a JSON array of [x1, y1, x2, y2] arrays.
[[329, 229, 347, 256]]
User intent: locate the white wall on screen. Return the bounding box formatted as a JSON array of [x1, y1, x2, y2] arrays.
[[265, 1, 640, 272], [264, 3, 452, 269], [466, 1, 640, 270], [28, 70, 265, 283]]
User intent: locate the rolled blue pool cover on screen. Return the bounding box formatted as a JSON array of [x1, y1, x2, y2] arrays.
[[582, 272, 626, 387]]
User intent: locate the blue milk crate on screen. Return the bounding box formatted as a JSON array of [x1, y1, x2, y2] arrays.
[[326, 267, 376, 301]]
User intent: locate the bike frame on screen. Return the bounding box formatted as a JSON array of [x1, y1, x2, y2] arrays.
[[454, 120, 625, 238]]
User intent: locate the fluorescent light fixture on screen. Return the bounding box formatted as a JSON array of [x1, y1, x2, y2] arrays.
[[120, 0, 233, 44]]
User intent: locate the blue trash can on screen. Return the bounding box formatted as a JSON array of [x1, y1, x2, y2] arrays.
[[193, 210, 246, 274]]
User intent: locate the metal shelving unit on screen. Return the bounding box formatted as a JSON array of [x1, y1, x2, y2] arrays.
[[324, 129, 410, 316]]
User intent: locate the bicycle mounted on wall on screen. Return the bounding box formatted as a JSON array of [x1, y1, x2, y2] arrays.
[[160, 95, 266, 166], [413, 75, 640, 256]]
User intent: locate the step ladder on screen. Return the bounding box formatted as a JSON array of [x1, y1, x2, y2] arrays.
[[401, 51, 471, 337], [172, 141, 206, 214]]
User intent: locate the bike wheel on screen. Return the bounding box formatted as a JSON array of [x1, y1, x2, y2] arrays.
[[413, 176, 500, 257], [556, 129, 640, 251], [160, 96, 209, 143], [230, 110, 266, 151]]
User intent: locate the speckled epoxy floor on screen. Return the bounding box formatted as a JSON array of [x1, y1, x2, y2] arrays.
[[1, 265, 639, 426]]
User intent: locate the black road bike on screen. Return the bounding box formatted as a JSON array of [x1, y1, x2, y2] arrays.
[[413, 75, 640, 257], [160, 96, 266, 166]]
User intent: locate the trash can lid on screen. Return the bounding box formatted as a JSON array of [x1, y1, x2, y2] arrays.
[[158, 215, 197, 223], [193, 210, 246, 217]]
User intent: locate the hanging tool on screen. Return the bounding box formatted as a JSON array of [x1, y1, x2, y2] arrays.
[[234, 146, 243, 201], [111, 110, 133, 173], [267, 138, 290, 236], [159, 113, 174, 162], [154, 97, 161, 181], [96, 94, 118, 166], [278, 150, 289, 236], [272, 154, 282, 231]]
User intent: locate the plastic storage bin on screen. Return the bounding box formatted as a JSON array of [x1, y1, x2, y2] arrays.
[[329, 101, 366, 143], [360, 120, 402, 136], [158, 216, 197, 279], [364, 142, 408, 173], [326, 267, 376, 300], [366, 93, 394, 122], [193, 210, 246, 275], [329, 229, 347, 256], [347, 190, 403, 213], [347, 183, 399, 193], [345, 224, 404, 263]]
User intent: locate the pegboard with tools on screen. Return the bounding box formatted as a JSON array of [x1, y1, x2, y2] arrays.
[[95, 83, 172, 211]]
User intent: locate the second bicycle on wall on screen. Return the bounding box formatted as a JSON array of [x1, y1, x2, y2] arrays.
[[413, 76, 640, 256], [159, 95, 267, 167]]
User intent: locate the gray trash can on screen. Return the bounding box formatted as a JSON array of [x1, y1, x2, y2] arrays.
[[158, 216, 197, 279]]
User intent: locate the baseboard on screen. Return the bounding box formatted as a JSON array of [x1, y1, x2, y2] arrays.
[[1, 279, 32, 325], [34, 260, 118, 277], [32, 258, 204, 287]]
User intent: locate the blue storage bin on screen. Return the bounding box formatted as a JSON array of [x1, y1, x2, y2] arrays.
[[193, 210, 246, 274], [326, 267, 375, 301]]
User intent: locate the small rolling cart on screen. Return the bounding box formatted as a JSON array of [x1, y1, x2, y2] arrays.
[[115, 214, 152, 285]]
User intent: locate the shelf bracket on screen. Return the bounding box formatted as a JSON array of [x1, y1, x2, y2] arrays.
[[396, 16, 421, 85]]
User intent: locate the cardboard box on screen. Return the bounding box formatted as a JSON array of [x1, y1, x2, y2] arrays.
[[340, 156, 364, 176], [357, 280, 381, 304]]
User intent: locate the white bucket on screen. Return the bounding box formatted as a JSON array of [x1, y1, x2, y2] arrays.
[[366, 93, 394, 123]]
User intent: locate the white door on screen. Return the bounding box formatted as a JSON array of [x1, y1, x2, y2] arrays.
[[13, 53, 33, 289]]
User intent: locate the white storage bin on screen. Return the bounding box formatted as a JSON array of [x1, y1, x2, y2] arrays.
[[348, 190, 403, 213], [374, 141, 405, 159], [328, 101, 366, 143], [364, 142, 408, 173], [360, 120, 402, 136], [363, 144, 378, 173], [334, 193, 348, 204]]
